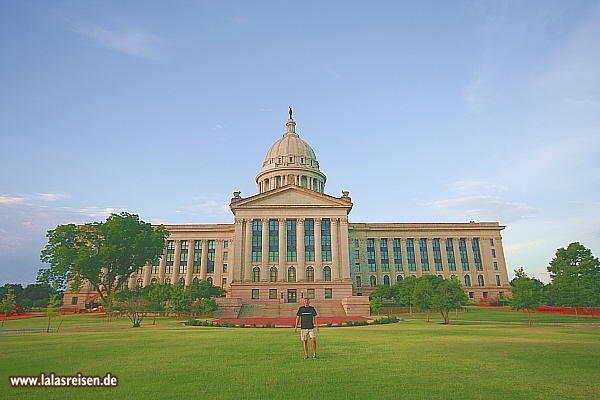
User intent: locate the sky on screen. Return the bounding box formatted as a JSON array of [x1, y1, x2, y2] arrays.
[[1, 0, 599, 286]]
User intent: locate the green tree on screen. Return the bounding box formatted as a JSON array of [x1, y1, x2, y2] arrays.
[[370, 297, 384, 316], [432, 277, 469, 324], [168, 283, 192, 318], [186, 280, 225, 301], [413, 275, 440, 322], [18, 283, 55, 309], [510, 267, 544, 325], [1, 285, 17, 328], [114, 289, 149, 328], [40, 212, 169, 311], [142, 282, 172, 324], [192, 297, 218, 316], [396, 276, 418, 316], [547, 242, 600, 317], [46, 290, 63, 333], [370, 284, 393, 300]]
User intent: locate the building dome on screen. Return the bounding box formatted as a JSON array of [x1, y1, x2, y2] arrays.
[[256, 115, 327, 194]]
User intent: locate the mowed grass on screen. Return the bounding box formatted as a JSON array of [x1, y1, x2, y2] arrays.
[[1, 309, 599, 400]]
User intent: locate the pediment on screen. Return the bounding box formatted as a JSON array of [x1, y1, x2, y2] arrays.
[[231, 185, 351, 209]]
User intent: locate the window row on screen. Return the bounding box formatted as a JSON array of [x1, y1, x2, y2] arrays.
[[251, 288, 333, 300], [252, 266, 333, 282], [354, 273, 502, 287]]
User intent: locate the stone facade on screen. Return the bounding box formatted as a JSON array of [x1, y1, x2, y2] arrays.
[[63, 115, 510, 313]]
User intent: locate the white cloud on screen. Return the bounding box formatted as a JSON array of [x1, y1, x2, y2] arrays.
[[430, 195, 538, 223], [0, 196, 23, 203], [179, 199, 230, 218], [72, 24, 169, 60]]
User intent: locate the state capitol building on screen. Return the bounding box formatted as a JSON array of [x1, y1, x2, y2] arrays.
[[65, 112, 511, 315]]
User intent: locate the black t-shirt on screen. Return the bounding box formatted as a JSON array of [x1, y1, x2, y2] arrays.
[[296, 306, 318, 329]]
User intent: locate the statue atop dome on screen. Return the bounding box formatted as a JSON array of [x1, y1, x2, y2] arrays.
[[289, 106, 293, 119]]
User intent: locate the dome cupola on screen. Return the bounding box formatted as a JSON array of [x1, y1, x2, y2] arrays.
[[256, 110, 327, 193]]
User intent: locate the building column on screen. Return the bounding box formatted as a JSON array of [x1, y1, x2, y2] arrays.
[[233, 218, 243, 283], [143, 263, 151, 287], [171, 240, 181, 283], [214, 239, 223, 289], [297, 218, 305, 282], [200, 239, 209, 280], [158, 246, 166, 283], [185, 241, 194, 286], [244, 219, 253, 282], [340, 218, 351, 281], [465, 237, 477, 275], [440, 238, 450, 275], [314, 218, 322, 281], [387, 237, 395, 278], [331, 218, 340, 280], [426, 238, 436, 275], [261, 218, 269, 281], [278, 218, 287, 282]]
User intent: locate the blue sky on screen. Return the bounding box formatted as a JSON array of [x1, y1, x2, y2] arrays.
[[1, 0, 599, 285]]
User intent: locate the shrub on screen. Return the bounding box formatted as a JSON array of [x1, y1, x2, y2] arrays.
[[326, 322, 333, 327], [239, 323, 245, 328], [264, 321, 274, 328], [251, 323, 257, 328], [345, 321, 354, 327], [336, 322, 343, 327]]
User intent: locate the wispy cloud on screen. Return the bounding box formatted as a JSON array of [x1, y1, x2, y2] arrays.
[[447, 181, 508, 193], [72, 24, 169, 60], [0, 193, 71, 203], [430, 196, 538, 223], [505, 239, 550, 251], [178, 199, 230, 218]]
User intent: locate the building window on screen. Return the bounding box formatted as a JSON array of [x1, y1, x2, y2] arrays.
[[397, 275, 403, 282], [71, 297, 78, 305], [252, 289, 259, 300], [393, 238, 402, 271], [325, 288, 333, 299], [477, 275, 485, 286], [492, 249, 497, 258], [270, 267, 278, 282], [323, 266, 331, 282], [180, 240, 188, 270], [490, 238, 494, 246], [406, 239, 416, 271], [493, 261, 498, 271], [166, 240, 175, 267], [179, 264, 187, 275], [355, 276, 362, 287], [151, 278, 158, 284], [446, 238, 456, 271], [367, 238, 376, 272], [288, 266, 296, 282], [287, 220, 297, 261], [380, 238, 389, 272], [306, 266, 314, 282], [252, 267, 260, 282], [307, 289, 315, 299], [222, 278, 227, 288], [223, 251, 228, 261], [304, 219, 315, 262], [136, 266, 143, 275], [370, 275, 377, 286], [165, 264, 173, 274], [178, 278, 185, 285], [354, 262, 360, 272], [193, 240, 202, 273], [252, 220, 262, 262], [432, 238, 443, 271], [207, 277, 213, 285], [354, 239, 359, 248], [268, 220, 279, 262], [321, 219, 332, 261], [269, 289, 277, 299], [495, 275, 501, 286], [464, 275, 471, 287], [472, 238, 482, 271], [151, 265, 159, 274], [353, 250, 360, 260], [419, 238, 429, 271], [483, 292, 488, 298], [207, 240, 215, 273], [468, 292, 474, 299], [383, 275, 390, 286], [224, 240, 229, 248], [459, 238, 469, 271], [192, 277, 199, 284], [164, 278, 171, 285]]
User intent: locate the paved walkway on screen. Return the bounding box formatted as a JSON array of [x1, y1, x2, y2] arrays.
[[213, 316, 372, 327]]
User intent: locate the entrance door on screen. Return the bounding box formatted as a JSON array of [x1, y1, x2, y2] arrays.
[[287, 289, 297, 303]]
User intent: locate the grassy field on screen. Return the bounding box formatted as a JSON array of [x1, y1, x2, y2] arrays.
[[1, 308, 599, 399]]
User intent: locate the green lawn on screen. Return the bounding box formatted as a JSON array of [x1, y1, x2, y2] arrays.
[[1, 309, 599, 399]]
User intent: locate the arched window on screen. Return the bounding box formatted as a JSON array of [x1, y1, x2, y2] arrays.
[[306, 266, 314, 282], [151, 278, 157, 284], [383, 275, 390, 286], [355, 276, 362, 287], [270, 267, 278, 282], [397, 275, 403, 282], [323, 266, 331, 282], [136, 278, 143, 288], [207, 277, 213, 285], [437, 275, 444, 280], [178, 278, 185, 286], [193, 277, 199, 284], [477, 274, 485, 286], [164, 278, 171, 285], [370, 275, 377, 286], [464, 275, 471, 287], [253, 267, 261, 282], [288, 266, 296, 282]]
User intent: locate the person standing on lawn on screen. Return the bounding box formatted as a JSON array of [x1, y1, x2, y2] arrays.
[[294, 298, 319, 360]]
